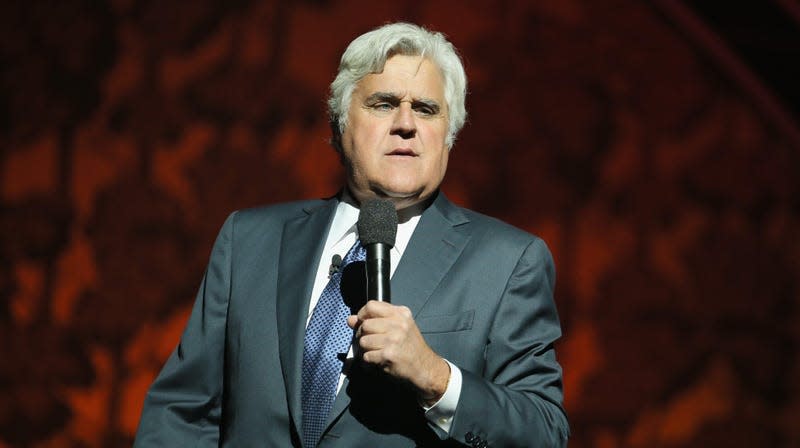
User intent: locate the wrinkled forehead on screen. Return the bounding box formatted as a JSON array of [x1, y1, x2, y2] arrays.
[[355, 55, 446, 100]]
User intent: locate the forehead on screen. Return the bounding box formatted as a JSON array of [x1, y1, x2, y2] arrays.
[[355, 55, 445, 100]]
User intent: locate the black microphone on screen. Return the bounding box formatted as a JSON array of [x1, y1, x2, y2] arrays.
[[357, 199, 398, 302], [329, 254, 342, 276]]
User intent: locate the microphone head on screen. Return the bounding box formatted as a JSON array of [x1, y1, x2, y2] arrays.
[[357, 198, 398, 247]]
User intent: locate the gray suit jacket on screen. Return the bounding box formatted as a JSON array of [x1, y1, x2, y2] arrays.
[[134, 192, 569, 447]]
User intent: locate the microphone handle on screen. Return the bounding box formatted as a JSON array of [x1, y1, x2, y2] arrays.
[[366, 243, 391, 302]]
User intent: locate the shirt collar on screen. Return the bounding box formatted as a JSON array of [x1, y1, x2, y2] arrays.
[[331, 190, 428, 256], [327, 194, 360, 250]]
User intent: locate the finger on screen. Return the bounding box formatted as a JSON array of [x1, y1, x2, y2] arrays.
[[358, 316, 395, 336], [356, 300, 396, 320], [346, 314, 360, 329], [394, 305, 413, 320], [360, 344, 395, 369], [357, 333, 388, 352]]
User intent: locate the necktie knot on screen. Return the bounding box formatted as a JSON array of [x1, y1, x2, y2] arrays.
[[342, 239, 366, 266]]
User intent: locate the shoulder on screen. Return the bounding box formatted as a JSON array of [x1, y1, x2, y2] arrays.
[[462, 208, 534, 241], [433, 195, 554, 274], [228, 198, 331, 227], [210, 197, 335, 244], [438, 195, 543, 248]]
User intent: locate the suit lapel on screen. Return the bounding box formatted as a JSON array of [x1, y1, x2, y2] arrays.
[[392, 193, 471, 316], [325, 192, 471, 431], [276, 198, 338, 439]]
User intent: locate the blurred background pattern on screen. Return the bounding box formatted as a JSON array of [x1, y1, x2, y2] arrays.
[[1, 0, 799, 446]]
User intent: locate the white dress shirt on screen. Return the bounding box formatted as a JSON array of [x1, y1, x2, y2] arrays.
[[305, 195, 462, 436]]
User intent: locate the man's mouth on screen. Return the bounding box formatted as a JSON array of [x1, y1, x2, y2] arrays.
[[387, 148, 417, 156]]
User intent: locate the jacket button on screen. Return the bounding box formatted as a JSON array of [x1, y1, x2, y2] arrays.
[[465, 432, 475, 443]]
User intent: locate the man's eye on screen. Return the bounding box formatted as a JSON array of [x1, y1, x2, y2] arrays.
[[372, 102, 393, 111], [413, 103, 439, 116]]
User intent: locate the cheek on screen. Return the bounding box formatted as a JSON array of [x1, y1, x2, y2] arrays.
[[341, 137, 374, 181], [345, 120, 381, 156], [431, 130, 450, 169], [437, 151, 450, 176]]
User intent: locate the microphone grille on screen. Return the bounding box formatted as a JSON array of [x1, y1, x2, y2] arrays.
[[357, 198, 398, 247]]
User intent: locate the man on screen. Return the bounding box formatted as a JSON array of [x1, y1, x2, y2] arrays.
[[135, 22, 569, 447]]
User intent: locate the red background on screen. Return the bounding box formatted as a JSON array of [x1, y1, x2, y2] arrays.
[[2, 1, 799, 446]]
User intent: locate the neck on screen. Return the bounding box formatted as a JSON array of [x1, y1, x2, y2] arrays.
[[342, 187, 434, 224]]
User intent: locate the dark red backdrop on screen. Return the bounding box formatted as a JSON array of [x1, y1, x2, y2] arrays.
[[2, 1, 798, 447]]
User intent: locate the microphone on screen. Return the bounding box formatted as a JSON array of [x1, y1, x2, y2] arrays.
[[329, 254, 343, 276], [357, 199, 398, 302]]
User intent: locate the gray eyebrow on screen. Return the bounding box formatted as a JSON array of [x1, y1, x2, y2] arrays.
[[364, 92, 401, 104], [363, 92, 441, 113]]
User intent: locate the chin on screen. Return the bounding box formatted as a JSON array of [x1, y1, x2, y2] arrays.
[[377, 184, 424, 198], [381, 178, 423, 194]]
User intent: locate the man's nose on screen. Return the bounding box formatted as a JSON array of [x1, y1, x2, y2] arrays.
[[390, 103, 416, 138]]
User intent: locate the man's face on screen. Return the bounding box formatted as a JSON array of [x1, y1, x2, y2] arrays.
[[340, 54, 450, 209]]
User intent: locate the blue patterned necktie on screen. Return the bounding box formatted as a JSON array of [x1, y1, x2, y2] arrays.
[[301, 239, 365, 448]]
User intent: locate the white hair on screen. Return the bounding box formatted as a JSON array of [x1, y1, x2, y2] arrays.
[[328, 22, 468, 149]]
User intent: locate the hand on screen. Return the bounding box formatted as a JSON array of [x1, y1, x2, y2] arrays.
[[347, 300, 450, 405]]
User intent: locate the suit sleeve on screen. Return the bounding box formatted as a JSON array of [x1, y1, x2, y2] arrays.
[[450, 237, 569, 447], [133, 212, 236, 447]]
